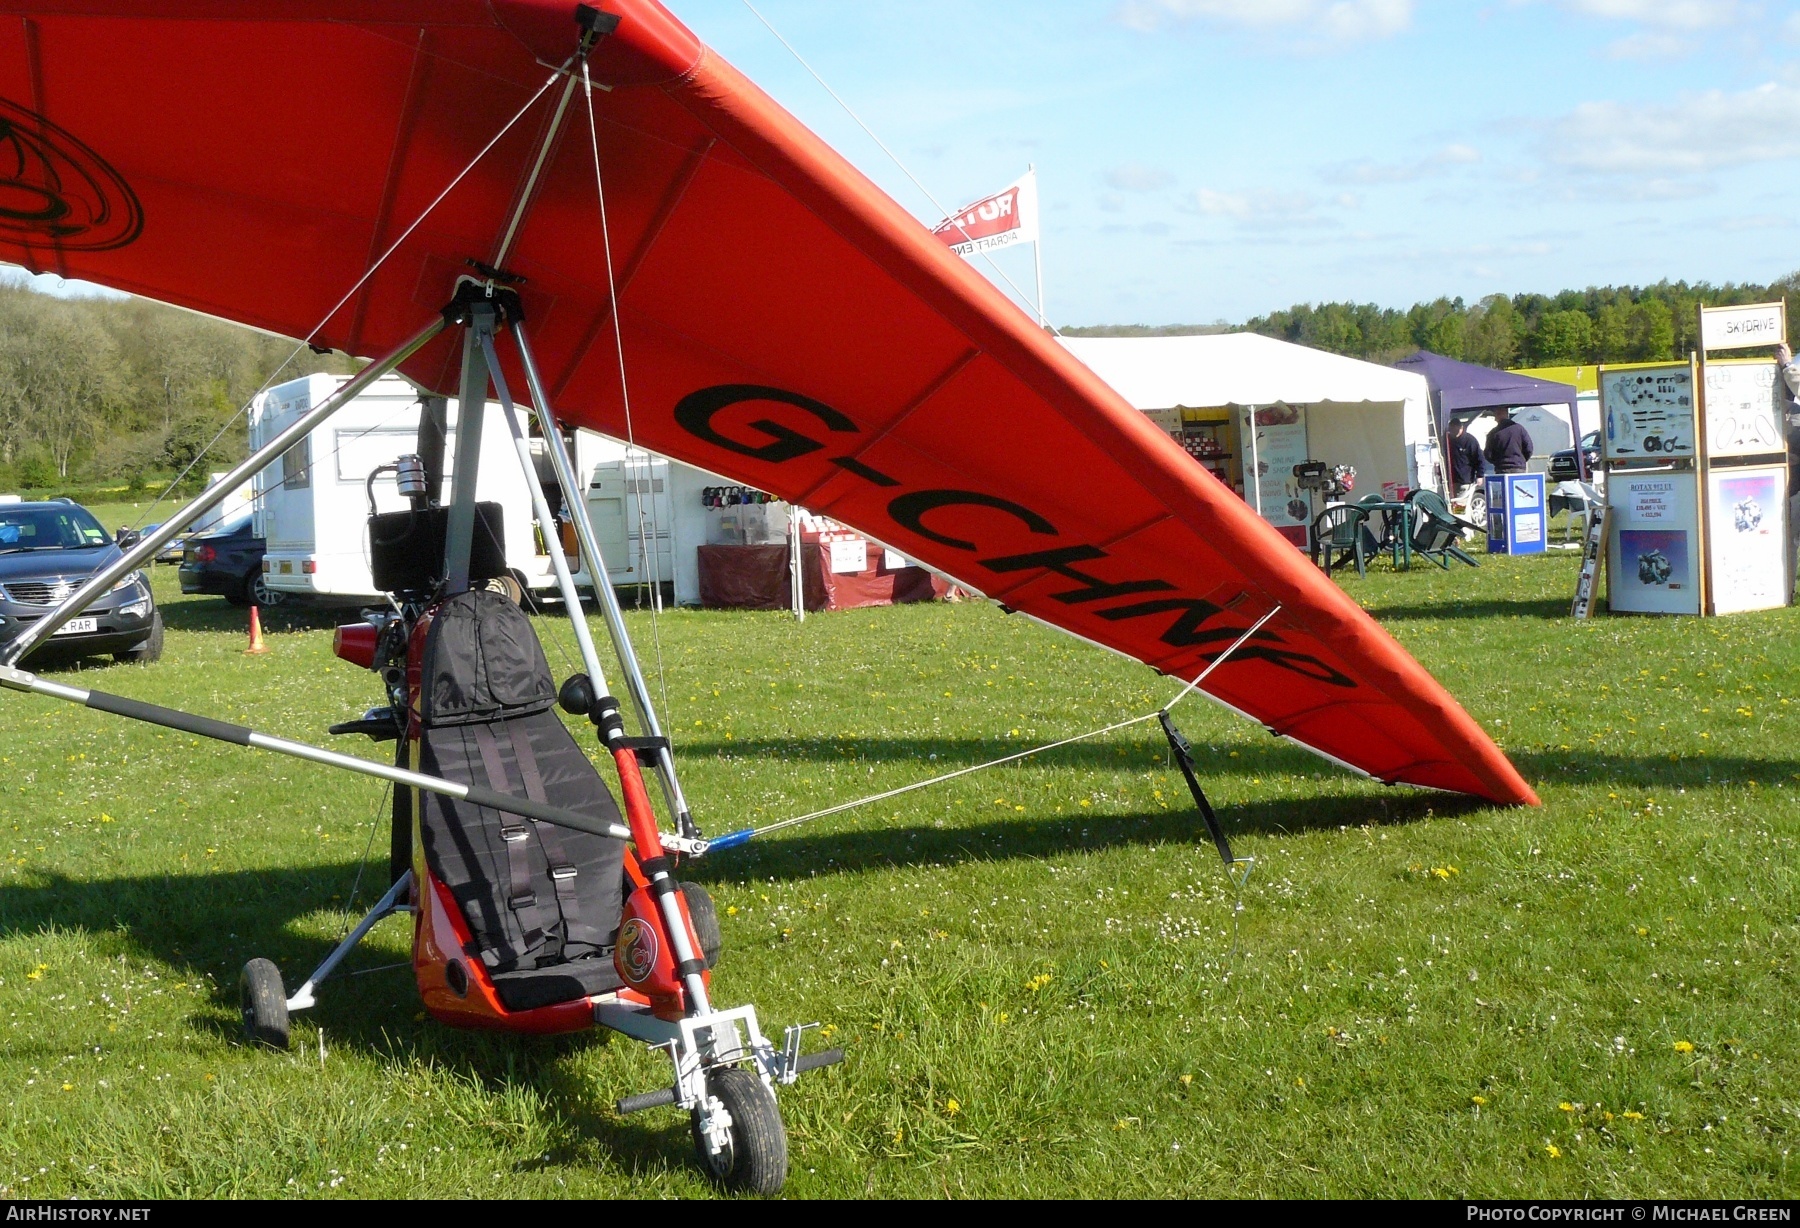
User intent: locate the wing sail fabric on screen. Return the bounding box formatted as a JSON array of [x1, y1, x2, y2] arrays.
[[0, 0, 1536, 805]]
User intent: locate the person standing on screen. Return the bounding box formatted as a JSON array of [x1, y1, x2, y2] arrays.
[[1483, 407, 1534, 474], [1446, 417, 1485, 493]]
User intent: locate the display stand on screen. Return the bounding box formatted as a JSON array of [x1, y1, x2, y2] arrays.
[[1597, 300, 1789, 617], [1484, 473, 1545, 555]]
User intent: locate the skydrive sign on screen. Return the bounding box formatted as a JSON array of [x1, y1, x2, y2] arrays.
[[1699, 301, 1787, 352]]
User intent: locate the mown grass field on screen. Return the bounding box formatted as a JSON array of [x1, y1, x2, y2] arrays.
[[0, 516, 1796, 1198]]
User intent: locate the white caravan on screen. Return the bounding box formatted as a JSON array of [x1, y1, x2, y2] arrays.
[[251, 374, 560, 605], [250, 373, 727, 606]]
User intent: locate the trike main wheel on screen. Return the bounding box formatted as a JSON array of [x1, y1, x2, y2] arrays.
[[690, 1066, 786, 1195]]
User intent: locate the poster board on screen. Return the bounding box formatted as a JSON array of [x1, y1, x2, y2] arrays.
[[1240, 403, 1310, 529], [826, 535, 868, 574], [1701, 359, 1785, 460], [1699, 301, 1786, 352], [1600, 363, 1694, 462], [1606, 469, 1701, 615], [1705, 464, 1788, 615]]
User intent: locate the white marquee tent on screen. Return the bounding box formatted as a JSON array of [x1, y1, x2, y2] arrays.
[[1061, 333, 1440, 541]]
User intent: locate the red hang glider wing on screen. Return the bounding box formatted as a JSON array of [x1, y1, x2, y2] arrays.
[[0, 1, 1537, 806]]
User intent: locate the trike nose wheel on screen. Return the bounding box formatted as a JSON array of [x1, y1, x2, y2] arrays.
[[691, 1066, 786, 1195]]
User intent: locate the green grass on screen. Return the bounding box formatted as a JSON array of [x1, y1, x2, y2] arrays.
[[1, 542, 1796, 1198]]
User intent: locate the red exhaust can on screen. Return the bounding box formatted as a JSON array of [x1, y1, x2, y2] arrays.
[[333, 622, 379, 670]]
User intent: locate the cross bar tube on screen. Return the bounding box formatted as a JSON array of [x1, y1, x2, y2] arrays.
[[508, 321, 697, 834], [1, 316, 448, 664], [0, 662, 633, 844]]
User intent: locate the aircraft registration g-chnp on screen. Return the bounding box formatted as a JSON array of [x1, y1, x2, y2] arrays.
[[0, 0, 1538, 1194]]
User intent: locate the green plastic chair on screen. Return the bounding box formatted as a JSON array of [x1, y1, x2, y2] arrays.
[[1405, 490, 1481, 569], [1311, 504, 1375, 579]]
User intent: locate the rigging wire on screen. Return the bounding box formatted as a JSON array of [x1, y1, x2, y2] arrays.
[[740, 0, 1058, 335], [581, 58, 673, 736], [132, 67, 567, 533], [735, 607, 1282, 842]]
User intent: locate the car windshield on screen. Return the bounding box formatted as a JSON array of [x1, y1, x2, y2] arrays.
[[0, 506, 111, 552]]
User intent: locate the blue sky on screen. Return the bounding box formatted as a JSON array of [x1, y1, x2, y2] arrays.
[[673, 0, 1800, 326], [14, 0, 1799, 329]]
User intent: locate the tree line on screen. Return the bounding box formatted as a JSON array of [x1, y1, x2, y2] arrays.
[[1, 269, 1794, 497], [0, 277, 352, 494], [1066, 272, 1800, 369]]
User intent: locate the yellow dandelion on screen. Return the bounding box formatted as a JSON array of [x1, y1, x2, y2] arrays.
[[60, 1083, 72, 1092], [945, 1099, 960, 1116], [1673, 1040, 1695, 1054], [726, 905, 739, 917], [1179, 1074, 1194, 1087], [1545, 1144, 1562, 1159], [1623, 1111, 1645, 1121], [1471, 1095, 1487, 1106]]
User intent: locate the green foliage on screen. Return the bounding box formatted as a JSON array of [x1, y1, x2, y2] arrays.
[[0, 556, 1796, 1196], [1234, 272, 1798, 366], [0, 277, 355, 493]]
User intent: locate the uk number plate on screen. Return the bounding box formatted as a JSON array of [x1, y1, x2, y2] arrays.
[[53, 618, 98, 636]]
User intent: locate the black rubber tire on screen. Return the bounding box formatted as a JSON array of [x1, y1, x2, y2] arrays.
[[485, 572, 527, 608], [239, 958, 290, 1051], [225, 575, 252, 608], [680, 881, 722, 969], [690, 1066, 786, 1195], [114, 611, 164, 664]]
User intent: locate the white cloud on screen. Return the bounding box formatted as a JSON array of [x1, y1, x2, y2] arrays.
[[1603, 30, 1687, 58], [1115, 0, 1413, 40], [1190, 187, 1343, 230], [1715, 213, 1796, 231], [1552, 0, 1745, 28], [1326, 142, 1482, 184], [1104, 161, 1175, 192], [1547, 81, 1800, 174]]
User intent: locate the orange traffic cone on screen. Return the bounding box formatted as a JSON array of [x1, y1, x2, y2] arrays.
[[244, 605, 270, 655]]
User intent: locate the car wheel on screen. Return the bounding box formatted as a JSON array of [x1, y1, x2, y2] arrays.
[[251, 573, 285, 607], [115, 611, 164, 665], [226, 574, 253, 607]]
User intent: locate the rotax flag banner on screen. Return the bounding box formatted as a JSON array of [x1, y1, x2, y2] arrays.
[[932, 169, 1039, 257]]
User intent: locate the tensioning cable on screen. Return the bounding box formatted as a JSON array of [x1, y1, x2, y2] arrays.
[[132, 67, 567, 533], [706, 605, 1282, 852], [581, 56, 673, 737]]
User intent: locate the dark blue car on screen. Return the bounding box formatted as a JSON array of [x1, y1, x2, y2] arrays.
[[0, 501, 162, 664], [178, 514, 275, 606]]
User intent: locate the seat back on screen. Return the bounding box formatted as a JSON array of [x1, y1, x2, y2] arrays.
[[1407, 491, 1461, 552], [414, 589, 626, 973], [1314, 504, 1366, 547]]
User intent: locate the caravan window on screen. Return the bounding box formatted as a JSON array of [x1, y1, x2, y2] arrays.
[[280, 436, 311, 490], [335, 426, 419, 483]]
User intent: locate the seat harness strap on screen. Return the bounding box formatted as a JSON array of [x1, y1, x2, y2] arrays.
[[471, 722, 547, 961]]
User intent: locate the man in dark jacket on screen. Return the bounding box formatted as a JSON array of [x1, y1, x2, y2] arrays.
[[1483, 407, 1534, 474], [1446, 417, 1485, 490]]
